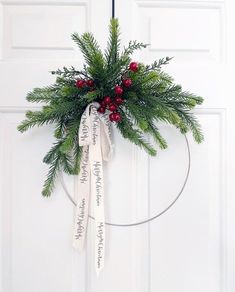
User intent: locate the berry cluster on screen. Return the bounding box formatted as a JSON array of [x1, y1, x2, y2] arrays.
[[75, 79, 94, 88], [98, 92, 124, 122], [75, 61, 139, 123]]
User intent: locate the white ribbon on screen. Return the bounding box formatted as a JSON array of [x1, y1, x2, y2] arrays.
[[73, 102, 113, 275]]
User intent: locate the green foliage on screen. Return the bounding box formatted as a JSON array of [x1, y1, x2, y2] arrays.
[[18, 18, 204, 197], [105, 18, 120, 65]]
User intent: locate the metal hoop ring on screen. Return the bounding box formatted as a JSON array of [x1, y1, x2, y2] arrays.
[[60, 135, 191, 227]]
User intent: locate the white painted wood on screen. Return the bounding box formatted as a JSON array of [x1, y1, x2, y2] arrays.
[[0, 0, 235, 292], [0, 1, 110, 291], [116, 0, 232, 292]]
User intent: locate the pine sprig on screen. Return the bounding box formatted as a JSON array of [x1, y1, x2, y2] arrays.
[[117, 109, 157, 156], [105, 18, 120, 66], [72, 32, 106, 80], [42, 154, 61, 197], [42, 140, 64, 197], [26, 87, 57, 103], [18, 18, 204, 197]]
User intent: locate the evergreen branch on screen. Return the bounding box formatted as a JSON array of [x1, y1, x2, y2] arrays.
[[72, 32, 95, 66], [18, 100, 78, 133], [26, 87, 57, 103], [51, 66, 88, 78], [122, 40, 148, 56], [17, 110, 55, 132], [42, 139, 64, 197], [117, 109, 157, 156], [42, 138, 78, 197], [72, 32, 105, 79], [54, 122, 66, 139], [72, 144, 83, 175], [42, 154, 61, 197], [174, 109, 204, 143], [61, 153, 74, 174], [43, 140, 65, 165], [105, 18, 120, 66], [145, 57, 173, 71], [147, 122, 168, 149]]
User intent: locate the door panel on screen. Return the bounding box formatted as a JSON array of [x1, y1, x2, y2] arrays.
[[115, 1, 229, 292], [0, 1, 109, 291]]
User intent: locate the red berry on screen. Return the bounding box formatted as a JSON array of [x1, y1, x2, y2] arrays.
[[103, 96, 112, 105], [109, 113, 115, 122], [113, 112, 121, 122], [114, 96, 124, 105], [122, 78, 132, 87], [109, 103, 117, 112], [98, 107, 106, 114], [129, 62, 138, 72], [100, 100, 106, 107], [115, 85, 123, 95], [86, 79, 94, 87], [76, 79, 85, 88]]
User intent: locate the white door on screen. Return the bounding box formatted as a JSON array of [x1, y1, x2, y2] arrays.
[[1, 0, 235, 292]]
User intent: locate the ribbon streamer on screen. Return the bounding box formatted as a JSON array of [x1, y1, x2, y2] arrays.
[[73, 102, 113, 274]]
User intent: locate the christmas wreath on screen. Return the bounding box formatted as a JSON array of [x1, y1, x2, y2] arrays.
[[18, 18, 203, 198]]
